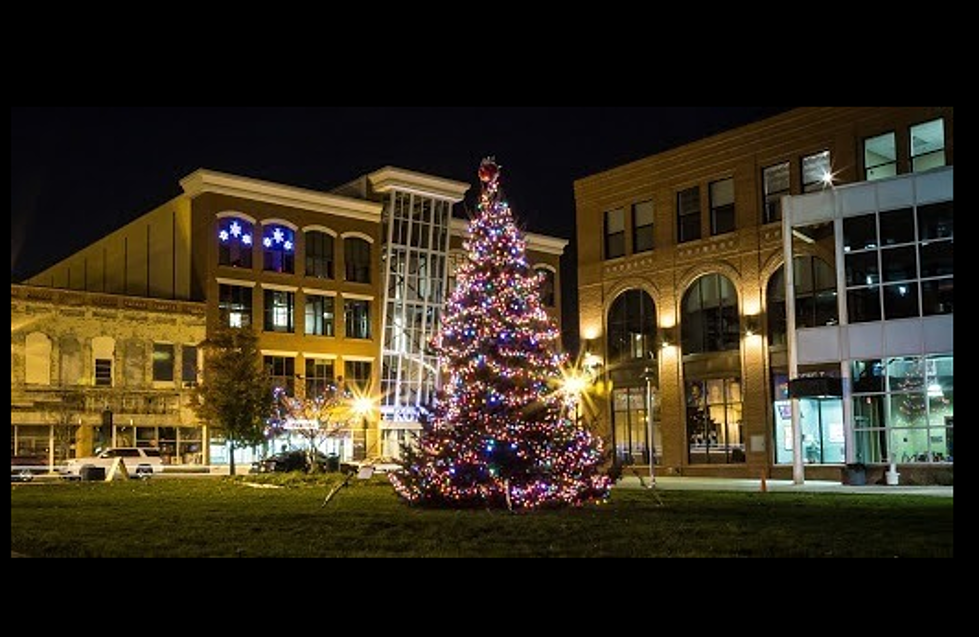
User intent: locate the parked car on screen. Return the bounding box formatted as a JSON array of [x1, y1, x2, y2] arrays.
[[60, 447, 164, 480], [11, 454, 49, 482], [254, 450, 335, 474]]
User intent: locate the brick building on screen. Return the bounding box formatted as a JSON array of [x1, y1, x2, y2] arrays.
[[574, 107, 953, 482]]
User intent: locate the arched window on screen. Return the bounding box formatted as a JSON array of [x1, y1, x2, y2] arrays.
[[263, 225, 296, 274], [607, 290, 657, 364], [681, 274, 740, 355], [305, 230, 335, 280], [25, 332, 52, 386], [345, 237, 372, 284], [767, 257, 838, 347], [218, 217, 254, 268]]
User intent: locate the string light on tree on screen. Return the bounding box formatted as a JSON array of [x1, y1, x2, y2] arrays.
[[390, 158, 610, 510]]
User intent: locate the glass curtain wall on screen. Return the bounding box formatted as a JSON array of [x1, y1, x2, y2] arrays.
[[380, 191, 452, 458]]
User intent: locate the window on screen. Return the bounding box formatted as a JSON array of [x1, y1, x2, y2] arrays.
[[607, 290, 657, 364], [305, 294, 335, 337], [218, 284, 252, 329], [763, 162, 791, 224], [262, 225, 296, 274], [344, 360, 373, 393], [686, 378, 744, 465], [677, 187, 701, 244], [767, 256, 839, 347], [536, 268, 556, 308], [681, 274, 740, 354], [95, 359, 113, 387], [153, 343, 175, 382], [604, 209, 626, 259], [264, 290, 295, 334], [265, 356, 295, 396], [305, 231, 335, 280], [612, 386, 659, 467], [844, 201, 953, 322], [802, 150, 833, 193], [865, 132, 897, 181], [92, 336, 115, 388], [25, 332, 52, 386], [632, 201, 655, 253], [305, 359, 336, 399], [181, 345, 198, 384], [851, 355, 953, 465], [710, 178, 736, 236], [344, 299, 372, 340], [345, 238, 372, 284], [218, 217, 254, 269], [910, 119, 946, 173]]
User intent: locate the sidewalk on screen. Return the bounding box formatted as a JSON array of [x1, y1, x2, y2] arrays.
[[615, 475, 954, 498]]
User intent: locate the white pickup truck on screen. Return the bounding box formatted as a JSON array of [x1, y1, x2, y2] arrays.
[[60, 447, 165, 479]]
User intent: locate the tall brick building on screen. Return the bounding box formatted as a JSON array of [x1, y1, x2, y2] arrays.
[[575, 107, 953, 482]]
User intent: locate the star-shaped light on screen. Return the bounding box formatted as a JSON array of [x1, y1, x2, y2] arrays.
[[273, 228, 285, 244], [219, 230, 230, 242], [284, 241, 294, 252], [242, 234, 253, 246], [230, 222, 242, 238], [263, 237, 273, 248]]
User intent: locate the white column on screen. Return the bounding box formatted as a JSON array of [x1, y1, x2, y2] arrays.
[[783, 197, 805, 485]]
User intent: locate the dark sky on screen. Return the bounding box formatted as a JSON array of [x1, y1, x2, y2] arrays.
[[11, 106, 793, 347]]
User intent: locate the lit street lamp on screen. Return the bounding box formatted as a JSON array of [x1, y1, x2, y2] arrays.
[[562, 371, 589, 427]]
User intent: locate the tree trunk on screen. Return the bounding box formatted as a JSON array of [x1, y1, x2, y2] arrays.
[[229, 441, 236, 476]]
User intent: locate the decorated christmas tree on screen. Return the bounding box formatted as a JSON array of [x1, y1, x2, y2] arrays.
[[390, 158, 610, 510]]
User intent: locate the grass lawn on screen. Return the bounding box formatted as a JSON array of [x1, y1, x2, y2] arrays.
[[10, 475, 953, 558]]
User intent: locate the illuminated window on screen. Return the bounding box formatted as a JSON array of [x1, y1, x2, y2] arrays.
[[686, 377, 744, 465], [803, 150, 833, 193], [911, 119, 946, 173], [864, 132, 898, 181], [677, 187, 701, 244], [218, 285, 252, 329], [305, 294, 335, 337], [763, 162, 791, 224], [264, 290, 295, 333], [604, 209, 626, 259], [710, 178, 736, 236], [632, 201, 655, 253], [263, 225, 296, 274], [218, 218, 254, 268]]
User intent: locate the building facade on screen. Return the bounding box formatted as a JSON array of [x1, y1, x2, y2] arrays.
[[17, 167, 567, 467], [11, 285, 207, 467], [575, 106, 953, 482]]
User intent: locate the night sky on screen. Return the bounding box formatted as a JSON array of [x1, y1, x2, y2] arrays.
[[11, 106, 793, 347]]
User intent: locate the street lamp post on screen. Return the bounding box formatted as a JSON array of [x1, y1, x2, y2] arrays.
[[642, 366, 656, 488]]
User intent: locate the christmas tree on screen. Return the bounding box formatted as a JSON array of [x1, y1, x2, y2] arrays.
[[390, 158, 610, 510]]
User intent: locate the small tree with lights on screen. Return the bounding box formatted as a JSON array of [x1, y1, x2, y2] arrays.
[[268, 385, 357, 473], [390, 158, 610, 510]]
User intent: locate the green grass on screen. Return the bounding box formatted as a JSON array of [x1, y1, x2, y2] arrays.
[[10, 476, 953, 558]]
